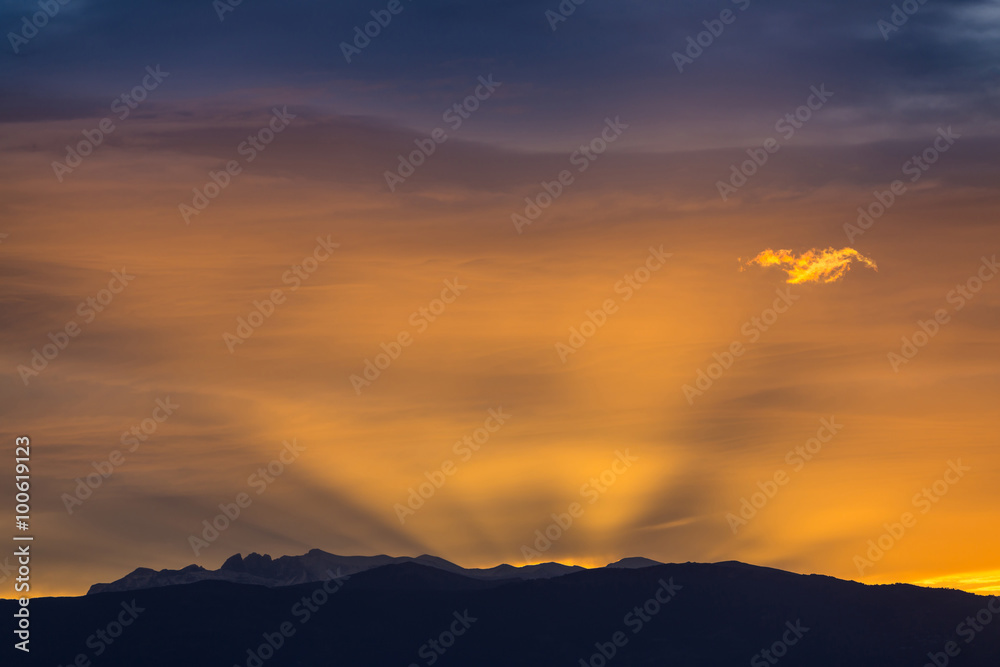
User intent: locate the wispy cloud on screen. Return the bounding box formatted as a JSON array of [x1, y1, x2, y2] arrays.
[[742, 247, 878, 284]]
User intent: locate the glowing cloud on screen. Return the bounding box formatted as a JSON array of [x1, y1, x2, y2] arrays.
[[742, 247, 878, 284]]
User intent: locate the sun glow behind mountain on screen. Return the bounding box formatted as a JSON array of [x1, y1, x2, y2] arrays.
[[1, 0, 998, 602]]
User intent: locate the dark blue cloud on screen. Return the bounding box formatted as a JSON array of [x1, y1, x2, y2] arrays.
[[1, 0, 996, 148]]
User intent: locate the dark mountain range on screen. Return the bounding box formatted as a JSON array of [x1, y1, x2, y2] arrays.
[[6, 557, 999, 666], [86, 549, 589, 594]]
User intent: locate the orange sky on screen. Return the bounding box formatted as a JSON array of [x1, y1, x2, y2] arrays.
[[1, 106, 998, 598]]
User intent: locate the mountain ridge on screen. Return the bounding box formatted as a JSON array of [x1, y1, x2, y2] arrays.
[[86, 549, 605, 595], [13, 560, 1000, 666]]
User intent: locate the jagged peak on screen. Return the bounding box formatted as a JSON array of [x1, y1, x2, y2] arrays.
[[220, 554, 244, 571], [244, 552, 272, 562]]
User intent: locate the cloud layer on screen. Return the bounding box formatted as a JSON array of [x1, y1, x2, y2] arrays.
[[2, 0, 999, 598]]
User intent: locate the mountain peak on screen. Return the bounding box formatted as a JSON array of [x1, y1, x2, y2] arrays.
[[220, 554, 244, 572], [606, 557, 664, 569], [244, 552, 272, 564]]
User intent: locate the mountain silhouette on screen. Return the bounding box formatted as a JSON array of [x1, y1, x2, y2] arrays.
[[7, 555, 999, 666], [86, 549, 587, 594]]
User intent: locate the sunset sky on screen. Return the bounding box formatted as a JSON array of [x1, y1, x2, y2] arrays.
[[2, 0, 999, 598]]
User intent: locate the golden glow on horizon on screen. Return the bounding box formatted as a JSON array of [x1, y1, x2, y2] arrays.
[[914, 570, 1000, 596], [743, 247, 878, 284]]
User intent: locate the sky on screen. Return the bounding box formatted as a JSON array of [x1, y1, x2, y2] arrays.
[[1, 0, 999, 598]]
